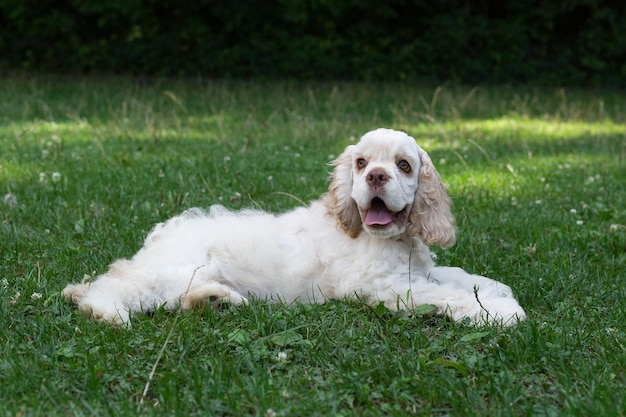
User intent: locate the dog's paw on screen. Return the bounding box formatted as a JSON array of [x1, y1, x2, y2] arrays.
[[181, 282, 248, 311], [469, 296, 527, 326], [62, 283, 89, 304], [77, 302, 129, 324], [66, 282, 131, 324]]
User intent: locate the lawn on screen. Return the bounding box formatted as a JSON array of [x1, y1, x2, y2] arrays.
[[1, 77, 625, 416]]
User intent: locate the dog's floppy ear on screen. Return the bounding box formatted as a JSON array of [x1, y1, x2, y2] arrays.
[[408, 147, 456, 248], [324, 146, 362, 238]]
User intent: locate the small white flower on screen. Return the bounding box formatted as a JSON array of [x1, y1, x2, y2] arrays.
[[265, 409, 277, 417], [275, 351, 288, 361], [51, 134, 61, 143], [570, 209, 577, 214], [534, 200, 542, 205], [10, 291, 20, 305], [223, 156, 231, 162], [31, 292, 43, 300], [39, 172, 47, 183], [576, 220, 584, 225], [609, 224, 624, 231], [327, 154, 336, 160], [438, 158, 446, 165], [267, 176, 273, 181], [294, 153, 301, 158], [3, 193, 17, 207], [41, 149, 50, 158], [229, 192, 242, 203], [51, 172, 61, 183], [1, 278, 8, 289]]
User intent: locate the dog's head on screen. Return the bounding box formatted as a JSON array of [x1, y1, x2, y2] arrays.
[[325, 128, 456, 248]]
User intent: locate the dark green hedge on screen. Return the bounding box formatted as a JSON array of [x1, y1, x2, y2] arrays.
[[1, 0, 624, 86]]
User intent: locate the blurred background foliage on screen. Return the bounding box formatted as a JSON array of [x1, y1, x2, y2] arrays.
[[0, 0, 624, 86]]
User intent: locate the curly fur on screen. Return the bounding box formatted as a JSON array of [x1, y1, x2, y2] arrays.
[[63, 128, 526, 326], [408, 148, 456, 248]]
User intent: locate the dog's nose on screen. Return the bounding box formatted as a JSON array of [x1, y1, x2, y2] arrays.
[[366, 170, 389, 187]]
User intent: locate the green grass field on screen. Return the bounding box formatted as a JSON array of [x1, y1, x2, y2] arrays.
[[1, 77, 625, 416]]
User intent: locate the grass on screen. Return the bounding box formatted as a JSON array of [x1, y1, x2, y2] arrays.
[[1, 77, 625, 416]]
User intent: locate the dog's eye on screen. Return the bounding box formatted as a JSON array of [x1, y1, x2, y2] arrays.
[[356, 158, 367, 169], [397, 159, 411, 173]]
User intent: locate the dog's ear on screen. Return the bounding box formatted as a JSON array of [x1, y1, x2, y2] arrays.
[[324, 146, 362, 238], [408, 148, 456, 248]]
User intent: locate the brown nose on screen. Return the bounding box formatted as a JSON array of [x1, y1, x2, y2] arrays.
[[366, 170, 389, 187]]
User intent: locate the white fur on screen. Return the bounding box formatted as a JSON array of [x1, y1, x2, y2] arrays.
[[63, 128, 526, 325]]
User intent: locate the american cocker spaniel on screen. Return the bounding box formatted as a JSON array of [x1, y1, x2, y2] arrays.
[[63, 128, 526, 325]]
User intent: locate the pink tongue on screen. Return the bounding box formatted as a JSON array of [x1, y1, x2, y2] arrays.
[[365, 199, 393, 226]]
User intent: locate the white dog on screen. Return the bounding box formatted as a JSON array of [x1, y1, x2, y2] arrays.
[[63, 128, 526, 325]]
